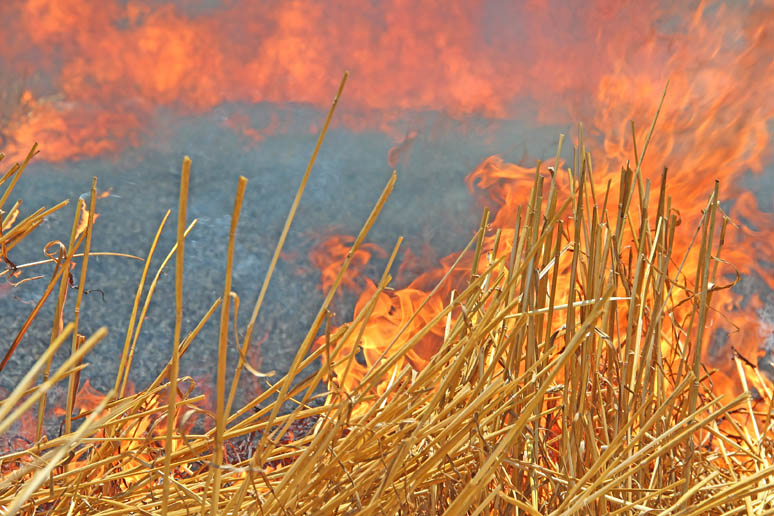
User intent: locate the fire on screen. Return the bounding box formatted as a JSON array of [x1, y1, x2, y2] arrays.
[[309, 234, 388, 294], [0, 1, 774, 500], [0, 0, 773, 505], [0, 1, 767, 161], [316, 143, 772, 404], [1, 2, 768, 395], [52, 379, 104, 417], [2, 376, 213, 488], [305, 1, 774, 401]]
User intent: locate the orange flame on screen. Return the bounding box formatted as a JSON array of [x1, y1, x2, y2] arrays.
[[3, 1, 769, 161], [306, 1, 774, 402], [309, 234, 388, 294], [3, 377, 214, 487]]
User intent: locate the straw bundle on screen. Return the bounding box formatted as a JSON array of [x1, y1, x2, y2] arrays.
[[1, 76, 773, 515]]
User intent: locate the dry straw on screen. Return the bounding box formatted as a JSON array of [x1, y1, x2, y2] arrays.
[[1, 76, 773, 515]]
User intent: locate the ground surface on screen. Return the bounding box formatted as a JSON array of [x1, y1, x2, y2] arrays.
[[0, 104, 771, 434]]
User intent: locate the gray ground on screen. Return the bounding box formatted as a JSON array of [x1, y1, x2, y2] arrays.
[[0, 105, 563, 431], [0, 103, 771, 436]]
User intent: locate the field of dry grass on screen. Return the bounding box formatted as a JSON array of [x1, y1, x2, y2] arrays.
[[1, 76, 773, 515]]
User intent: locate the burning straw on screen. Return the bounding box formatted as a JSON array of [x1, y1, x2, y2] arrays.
[[1, 77, 774, 515]]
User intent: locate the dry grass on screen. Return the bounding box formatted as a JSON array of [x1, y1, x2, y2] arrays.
[[1, 76, 774, 515]]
